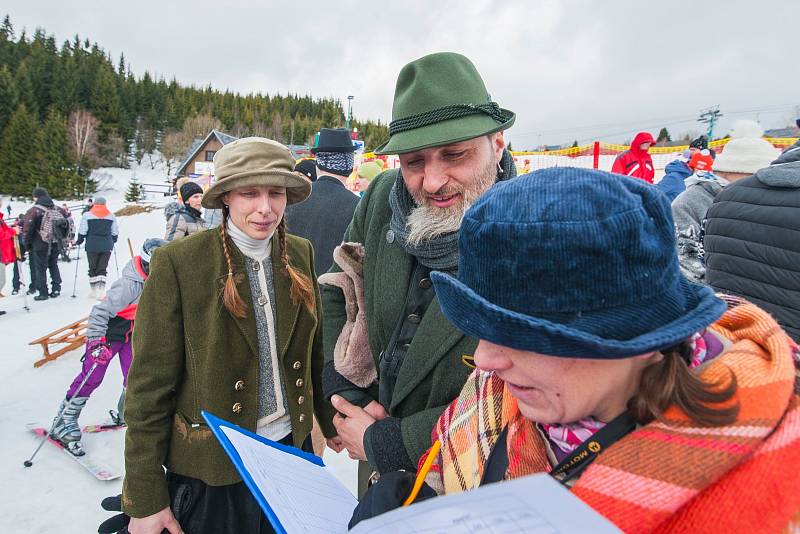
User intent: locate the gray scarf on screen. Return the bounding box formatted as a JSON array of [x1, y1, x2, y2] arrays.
[[389, 149, 516, 271]]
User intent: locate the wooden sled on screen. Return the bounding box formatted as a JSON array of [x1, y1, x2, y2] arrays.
[[29, 317, 88, 367]]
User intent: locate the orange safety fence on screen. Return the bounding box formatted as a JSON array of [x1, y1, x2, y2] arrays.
[[360, 137, 797, 173]]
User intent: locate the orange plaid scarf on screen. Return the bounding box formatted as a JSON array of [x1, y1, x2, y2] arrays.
[[429, 298, 800, 532]]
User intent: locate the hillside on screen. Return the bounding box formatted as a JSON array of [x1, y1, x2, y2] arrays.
[[0, 14, 389, 197]]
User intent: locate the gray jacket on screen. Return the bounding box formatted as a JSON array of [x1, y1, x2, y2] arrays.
[[671, 173, 728, 282], [87, 258, 146, 341], [203, 208, 223, 229], [165, 207, 206, 241]]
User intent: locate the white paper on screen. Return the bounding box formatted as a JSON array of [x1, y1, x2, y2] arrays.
[[220, 425, 357, 534], [350, 474, 621, 534]]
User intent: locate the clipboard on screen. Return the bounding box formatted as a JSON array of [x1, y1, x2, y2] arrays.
[[202, 410, 357, 534]]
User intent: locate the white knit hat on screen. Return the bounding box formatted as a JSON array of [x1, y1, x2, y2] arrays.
[[714, 120, 778, 174]]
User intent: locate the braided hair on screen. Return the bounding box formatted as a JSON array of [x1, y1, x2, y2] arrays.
[[219, 207, 316, 318], [276, 218, 316, 313], [219, 206, 247, 318]]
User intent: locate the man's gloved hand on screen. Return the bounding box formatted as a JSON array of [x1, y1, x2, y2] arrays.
[[348, 471, 436, 529], [98, 494, 130, 534], [87, 338, 113, 365]]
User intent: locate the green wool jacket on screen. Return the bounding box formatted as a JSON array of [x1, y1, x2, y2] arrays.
[[122, 229, 334, 518], [321, 169, 476, 471]]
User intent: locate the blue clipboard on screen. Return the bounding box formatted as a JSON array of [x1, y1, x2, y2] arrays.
[[202, 410, 325, 534]]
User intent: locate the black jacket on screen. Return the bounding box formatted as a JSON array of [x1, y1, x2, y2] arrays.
[[22, 195, 57, 250], [285, 175, 359, 276], [704, 151, 800, 342]]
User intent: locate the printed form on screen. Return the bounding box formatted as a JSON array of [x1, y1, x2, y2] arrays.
[[220, 424, 620, 534], [351, 474, 621, 534], [220, 426, 357, 534]]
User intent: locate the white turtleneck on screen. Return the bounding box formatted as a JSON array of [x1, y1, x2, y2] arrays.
[[226, 218, 291, 440], [226, 219, 272, 261]]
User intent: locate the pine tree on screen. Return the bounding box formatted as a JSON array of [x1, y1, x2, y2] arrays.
[[91, 65, 121, 139], [39, 107, 81, 198], [27, 31, 58, 121], [13, 59, 38, 117], [0, 15, 15, 67], [0, 65, 18, 132], [657, 127, 672, 143], [1, 15, 14, 39], [0, 104, 41, 196], [50, 49, 78, 115], [125, 174, 143, 202]]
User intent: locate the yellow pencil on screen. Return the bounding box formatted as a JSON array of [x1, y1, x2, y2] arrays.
[[403, 439, 442, 506]]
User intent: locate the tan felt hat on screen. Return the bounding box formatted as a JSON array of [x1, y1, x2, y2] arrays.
[[202, 137, 312, 209]]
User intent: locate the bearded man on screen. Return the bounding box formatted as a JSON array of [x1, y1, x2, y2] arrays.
[[317, 52, 516, 494]]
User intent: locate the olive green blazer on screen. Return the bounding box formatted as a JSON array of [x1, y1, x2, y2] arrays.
[[122, 229, 333, 518], [321, 170, 476, 466]]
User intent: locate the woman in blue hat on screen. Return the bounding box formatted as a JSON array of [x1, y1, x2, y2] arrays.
[[350, 168, 800, 532]]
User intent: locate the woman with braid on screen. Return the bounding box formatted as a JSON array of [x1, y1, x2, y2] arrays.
[[119, 138, 334, 534]]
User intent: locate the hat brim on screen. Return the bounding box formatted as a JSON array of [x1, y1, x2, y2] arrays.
[[201, 170, 311, 209], [374, 109, 515, 155], [431, 271, 726, 359]]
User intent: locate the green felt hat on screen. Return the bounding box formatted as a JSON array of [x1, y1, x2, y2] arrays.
[[375, 52, 515, 155]]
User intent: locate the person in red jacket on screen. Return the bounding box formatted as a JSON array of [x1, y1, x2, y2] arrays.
[[611, 131, 656, 183]]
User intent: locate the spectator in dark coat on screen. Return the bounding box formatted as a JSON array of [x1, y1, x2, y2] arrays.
[[285, 128, 359, 276], [611, 131, 656, 183], [22, 187, 65, 300], [704, 139, 800, 342], [75, 196, 119, 299], [672, 121, 777, 283], [656, 136, 710, 201], [295, 158, 318, 182]]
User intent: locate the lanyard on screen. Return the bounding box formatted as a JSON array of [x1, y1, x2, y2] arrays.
[[480, 412, 636, 487], [548, 412, 636, 483]]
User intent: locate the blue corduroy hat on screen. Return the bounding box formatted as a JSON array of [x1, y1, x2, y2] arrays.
[[432, 168, 726, 358]]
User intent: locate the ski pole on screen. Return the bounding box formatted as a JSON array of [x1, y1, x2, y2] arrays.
[[112, 244, 119, 278], [71, 246, 81, 298], [17, 261, 30, 312], [24, 361, 99, 467]]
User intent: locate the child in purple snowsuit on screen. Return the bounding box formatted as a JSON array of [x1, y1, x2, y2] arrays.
[[51, 238, 167, 455]]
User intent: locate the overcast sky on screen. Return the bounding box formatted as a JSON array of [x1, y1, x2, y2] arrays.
[[5, 0, 798, 148]]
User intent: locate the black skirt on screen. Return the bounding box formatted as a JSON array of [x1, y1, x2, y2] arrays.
[[167, 433, 312, 534]]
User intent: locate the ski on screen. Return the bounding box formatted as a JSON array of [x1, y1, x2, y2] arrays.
[[26, 425, 121, 481], [82, 421, 126, 434]]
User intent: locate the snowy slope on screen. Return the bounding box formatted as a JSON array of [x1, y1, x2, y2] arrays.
[[0, 162, 357, 533]]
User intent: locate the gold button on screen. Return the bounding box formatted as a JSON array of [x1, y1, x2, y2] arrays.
[[234, 380, 245, 391], [258, 295, 267, 306], [295, 378, 304, 388], [232, 402, 242, 414], [297, 396, 305, 405], [292, 361, 302, 370], [298, 414, 305, 423]]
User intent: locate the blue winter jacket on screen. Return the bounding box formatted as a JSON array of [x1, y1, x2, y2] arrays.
[[76, 204, 118, 253], [657, 160, 693, 202]]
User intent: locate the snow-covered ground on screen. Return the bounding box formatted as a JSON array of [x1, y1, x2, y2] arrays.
[[0, 161, 357, 533]]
